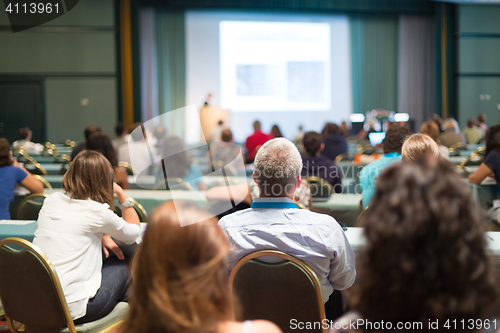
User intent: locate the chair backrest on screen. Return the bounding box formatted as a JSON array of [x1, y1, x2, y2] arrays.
[[153, 177, 194, 191], [230, 250, 326, 333], [58, 162, 70, 175], [113, 197, 148, 222], [34, 175, 52, 189], [304, 176, 334, 198], [118, 162, 134, 176], [460, 153, 483, 167], [17, 193, 47, 220], [335, 153, 347, 163], [25, 163, 47, 176], [356, 206, 370, 227], [0, 238, 76, 333]]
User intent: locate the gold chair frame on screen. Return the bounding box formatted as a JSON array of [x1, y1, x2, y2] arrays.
[[16, 193, 48, 220], [0, 238, 123, 333], [118, 162, 134, 176], [356, 206, 370, 227], [229, 250, 327, 333], [304, 176, 334, 196], [33, 175, 52, 189], [128, 197, 148, 222]]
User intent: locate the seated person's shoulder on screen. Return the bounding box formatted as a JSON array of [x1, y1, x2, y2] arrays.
[[300, 209, 340, 227]]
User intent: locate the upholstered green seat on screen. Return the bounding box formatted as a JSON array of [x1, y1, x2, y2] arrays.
[[17, 193, 47, 220]]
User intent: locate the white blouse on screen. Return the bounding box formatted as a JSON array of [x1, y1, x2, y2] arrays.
[[33, 192, 141, 320]]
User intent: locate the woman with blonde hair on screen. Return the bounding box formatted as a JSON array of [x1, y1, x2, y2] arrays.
[[33, 150, 141, 323], [419, 121, 449, 158], [119, 201, 281, 333], [402, 133, 440, 166]]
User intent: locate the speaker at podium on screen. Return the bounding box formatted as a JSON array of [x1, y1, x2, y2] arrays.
[[200, 105, 230, 143]]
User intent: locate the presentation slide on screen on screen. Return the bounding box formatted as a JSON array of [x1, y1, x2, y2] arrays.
[[220, 21, 331, 112], [185, 12, 351, 143]]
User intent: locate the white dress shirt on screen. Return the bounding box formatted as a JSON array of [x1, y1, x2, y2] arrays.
[[33, 192, 141, 320], [218, 197, 356, 303]]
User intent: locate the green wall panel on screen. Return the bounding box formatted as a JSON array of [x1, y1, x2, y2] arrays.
[[0, 32, 115, 73], [45, 78, 117, 143], [458, 5, 500, 34], [0, 0, 114, 27], [458, 38, 500, 74], [458, 77, 500, 128]]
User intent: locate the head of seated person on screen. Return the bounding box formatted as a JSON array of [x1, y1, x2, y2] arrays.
[[221, 129, 233, 143], [382, 126, 412, 155], [302, 131, 324, 157], [64, 150, 115, 208], [351, 163, 496, 327], [402, 133, 440, 167], [253, 138, 302, 198], [86, 132, 118, 167], [119, 201, 279, 333], [18, 127, 32, 142]]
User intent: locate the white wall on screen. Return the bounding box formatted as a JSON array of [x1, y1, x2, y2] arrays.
[[185, 11, 352, 143]]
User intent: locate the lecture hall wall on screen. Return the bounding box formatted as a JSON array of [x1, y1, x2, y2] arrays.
[[0, 0, 118, 144]]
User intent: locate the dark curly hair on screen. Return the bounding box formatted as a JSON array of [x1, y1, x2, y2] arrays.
[[383, 126, 412, 154], [352, 163, 496, 331]]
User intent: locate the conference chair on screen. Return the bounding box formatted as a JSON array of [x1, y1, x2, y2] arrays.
[[118, 162, 134, 176], [304, 176, 334, 199], [335, 153, 347, 163], [449, 142, 467, 156], [460, 153, 483, 167], [113, 197, 148, 222], [454, 165, 470, 178], [55, 154, 71, 164], [59, 162, 71, 175], [356, 206, 370, 227], [229, 250, 327, 333], [16, 148, 37, 165], [0, 238, 128, 333], [475, 147, 485, 156], [294, 201, 307, 209], [65, 139, 76, 148], [17, 193, 47, 220], [153, 177, 194, 191], [24, 162, 48, 176], [33, 175, 52, 189]]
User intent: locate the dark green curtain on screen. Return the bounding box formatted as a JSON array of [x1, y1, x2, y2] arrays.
[[350, 15, 399, 114], [155, 9, 186, 137]]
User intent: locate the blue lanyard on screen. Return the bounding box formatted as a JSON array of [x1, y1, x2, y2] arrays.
[[251, 202, 298, 209]]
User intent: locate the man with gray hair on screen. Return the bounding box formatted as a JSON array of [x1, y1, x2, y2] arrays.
[[219, 138, 356, 319]]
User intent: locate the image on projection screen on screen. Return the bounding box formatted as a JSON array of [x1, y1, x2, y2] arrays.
[[220, 21, 331, 112]]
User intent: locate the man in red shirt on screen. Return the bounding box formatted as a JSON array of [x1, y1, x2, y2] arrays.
[[245, 121, 273, 163]]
